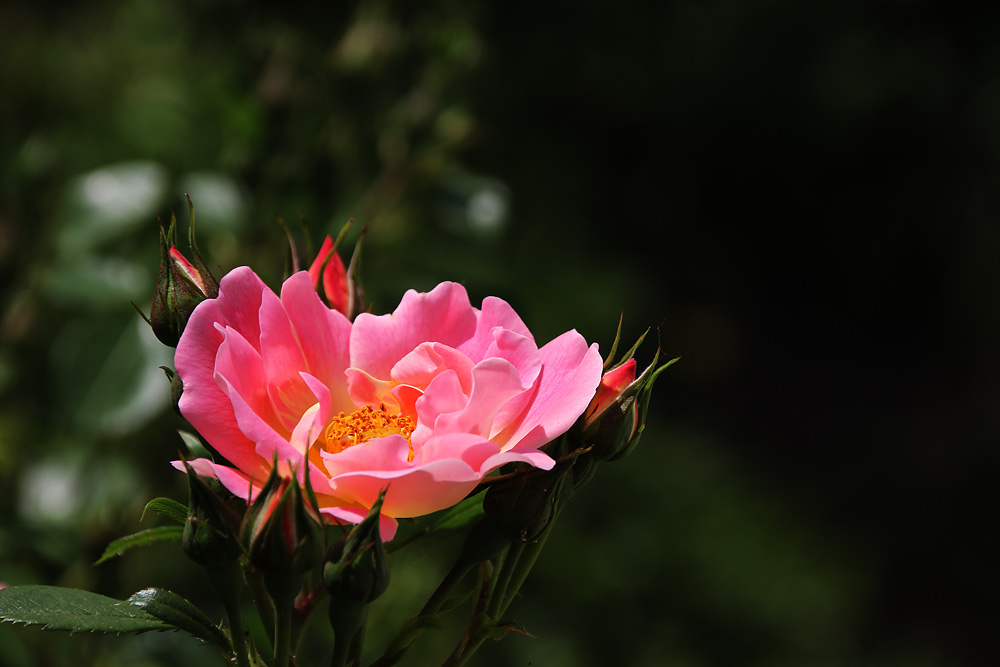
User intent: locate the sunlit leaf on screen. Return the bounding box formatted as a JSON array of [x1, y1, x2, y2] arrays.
[[0, 586, 170, 635]]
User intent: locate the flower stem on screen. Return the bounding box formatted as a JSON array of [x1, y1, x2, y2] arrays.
[[485, 541, 524, 620], [264, 574, 302, 667], [207, 562, 252, 667], [247, 569, 276, 649], [274, 605, 292, 667], [496, 525, 552, 618]]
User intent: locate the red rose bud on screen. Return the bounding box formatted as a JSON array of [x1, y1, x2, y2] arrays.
[[308, 227, 366, 319], [149, 200, 219, 347], [584, 358, 637, 426], [241, 465, 324, 577], [181, 461, 243, 567], [309, 235, 350, 313], [580, 350, 678, 462]]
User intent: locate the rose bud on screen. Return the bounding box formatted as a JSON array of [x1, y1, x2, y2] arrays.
[[241, 465, 324, 577], [149, 200, 219, 347], [181, 461, 243, 568], [324, 492, 389, 648], [580, 350, 678, 463], [308, 230, 366, 320]]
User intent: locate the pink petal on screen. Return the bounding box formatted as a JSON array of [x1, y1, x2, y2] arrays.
[[493, 331, 603, 452], [320, 434, 414, 478], [477, 447, 556, 473], [172, 458, 261, 502], [433, 358, 529, 438], [457, 295, 533, 361], [331, 458, 482, 518], [258, 287, 315, 432], [213, 267, 269, 354], [390, 342, 474, 396], [410, 370, 468, 446], [280, 271, 354, 412], [350, 282, 478, 378], [344, 367, 397, 410]]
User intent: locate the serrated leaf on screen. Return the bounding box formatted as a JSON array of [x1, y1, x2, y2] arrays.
[[94, 526, 183, 565], [0, 585, 171, 635], [141, 497, 189, 524], [126, 588, 231, 652]]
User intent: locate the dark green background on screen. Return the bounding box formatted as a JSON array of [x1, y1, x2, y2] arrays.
[[1, 1, 996, 665]]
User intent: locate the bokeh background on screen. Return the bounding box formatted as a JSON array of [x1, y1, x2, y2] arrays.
[[1, 1, 997, 666]]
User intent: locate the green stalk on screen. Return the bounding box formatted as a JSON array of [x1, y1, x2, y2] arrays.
[[247, 569, 277, 649], [274, 604, 293, 667], [485, 541, 524, 620], [208, 562, 252, 667], [496, 525, 553, 618], [265, 574, 302, 667]]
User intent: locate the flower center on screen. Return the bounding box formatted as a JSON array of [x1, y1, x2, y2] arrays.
[[324, 403, 415, 460]]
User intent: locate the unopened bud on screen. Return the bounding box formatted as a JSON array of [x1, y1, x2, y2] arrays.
[[324, 492, 389, 643], [149, 200, 218, 347], [181, 462, 242, 568], [307, 224, 366, 319], [241, 465, 324, 576], [580, 350, 678, 462]]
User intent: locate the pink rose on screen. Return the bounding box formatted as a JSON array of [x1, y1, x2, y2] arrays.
[[174, 268, 603, 540]]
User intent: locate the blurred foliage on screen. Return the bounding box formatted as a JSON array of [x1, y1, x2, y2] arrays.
[[1, 0, 997, 666]]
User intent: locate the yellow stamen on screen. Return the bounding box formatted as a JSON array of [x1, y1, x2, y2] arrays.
[[324, 402, 415, 461]]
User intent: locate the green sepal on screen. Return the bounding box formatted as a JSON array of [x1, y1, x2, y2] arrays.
[[141, 497, 189, 524], [603, 313, 624, 370], [178, 429, 214, 461], [126, 587, 231, 652], [0, 585, 171, 635], [94, 526, 183, 565]]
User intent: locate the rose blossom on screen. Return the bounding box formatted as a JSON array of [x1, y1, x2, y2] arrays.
[[173, 267, 603, 540]]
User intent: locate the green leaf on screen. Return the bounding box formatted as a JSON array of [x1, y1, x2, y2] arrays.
[[126, 588, 231, 652], [0, 585, 171, 635], [141, 496, 189, 524], [94, 526, 183, 565]]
